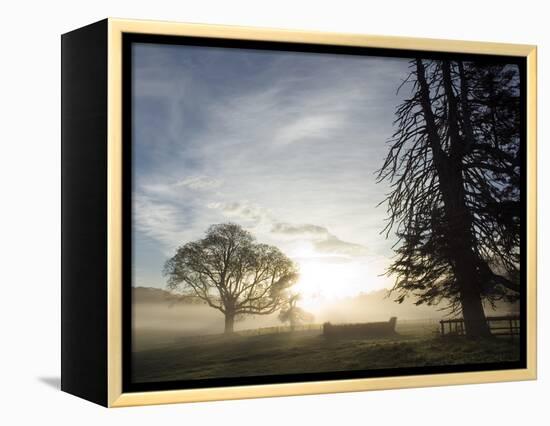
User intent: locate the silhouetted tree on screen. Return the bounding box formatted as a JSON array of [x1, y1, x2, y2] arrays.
[[378, 59, 521, 337], [164, 223, 299, 333], [278, 294, 314, 331]]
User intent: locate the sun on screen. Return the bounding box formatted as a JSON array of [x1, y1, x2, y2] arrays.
[[286, 241, 390, 313], [292, 259, 366, 312]]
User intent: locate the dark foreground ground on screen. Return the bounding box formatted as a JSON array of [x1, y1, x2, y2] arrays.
[[132, 324, 520, 383]]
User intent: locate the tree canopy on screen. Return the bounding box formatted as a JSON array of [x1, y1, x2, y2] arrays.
[[164, 223, 299, 333]]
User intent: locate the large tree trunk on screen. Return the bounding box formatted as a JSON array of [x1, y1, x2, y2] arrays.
[[224, 311, 235, 334], [445, 191, 492, 337], [459, 278, 491, 337], [439, 147, 492, 337], [442, 169, 492, 338], [416, 59, 492, 338]]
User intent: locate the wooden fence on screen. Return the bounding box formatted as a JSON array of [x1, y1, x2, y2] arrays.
[[440, 315, 520, 337], [237, 323, 322, 336]]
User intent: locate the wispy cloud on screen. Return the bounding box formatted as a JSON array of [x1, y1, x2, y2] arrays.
[[175, 176, 222, 190], [313, 236, 369, 257], [133, 194, 188, 250], [207, 200, 272, 225], [273, 114, 346, 146], [271, 222, 330, 238], [131, 43, 409, 291], [271, 222, 368, 257]]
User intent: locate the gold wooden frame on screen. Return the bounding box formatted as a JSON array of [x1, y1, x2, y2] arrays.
[[105, 18, 537, 407]]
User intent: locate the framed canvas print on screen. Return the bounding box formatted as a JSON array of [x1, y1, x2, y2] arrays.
[[61, 18, 537, 407]]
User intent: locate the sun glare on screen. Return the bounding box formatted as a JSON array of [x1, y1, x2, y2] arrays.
[[287, 240, 391, 313], [293, 260, 365, 312]]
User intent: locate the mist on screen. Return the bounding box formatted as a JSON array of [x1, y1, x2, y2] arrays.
[[133, 302, 281, 351], [132, 287, 518, 351]]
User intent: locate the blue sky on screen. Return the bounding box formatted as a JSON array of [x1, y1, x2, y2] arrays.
[[131, 42, 411, 304]]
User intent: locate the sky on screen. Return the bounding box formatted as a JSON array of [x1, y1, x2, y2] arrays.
[[131, 42, 412, 309]]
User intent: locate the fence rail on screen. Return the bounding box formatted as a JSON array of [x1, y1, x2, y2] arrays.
[[237, 323, 322, 336], [440, 315, 520, 337]]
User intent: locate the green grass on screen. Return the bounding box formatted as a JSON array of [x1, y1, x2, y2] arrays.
[[132, 326, 520, 383]]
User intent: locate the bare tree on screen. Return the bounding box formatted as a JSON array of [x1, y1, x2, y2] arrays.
[[278, 294, 314, 331], [378, 59, 521, 337], [164, 223, 299, 333]]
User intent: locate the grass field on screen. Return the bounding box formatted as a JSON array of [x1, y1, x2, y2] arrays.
[[132, 322, 520, 383]]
